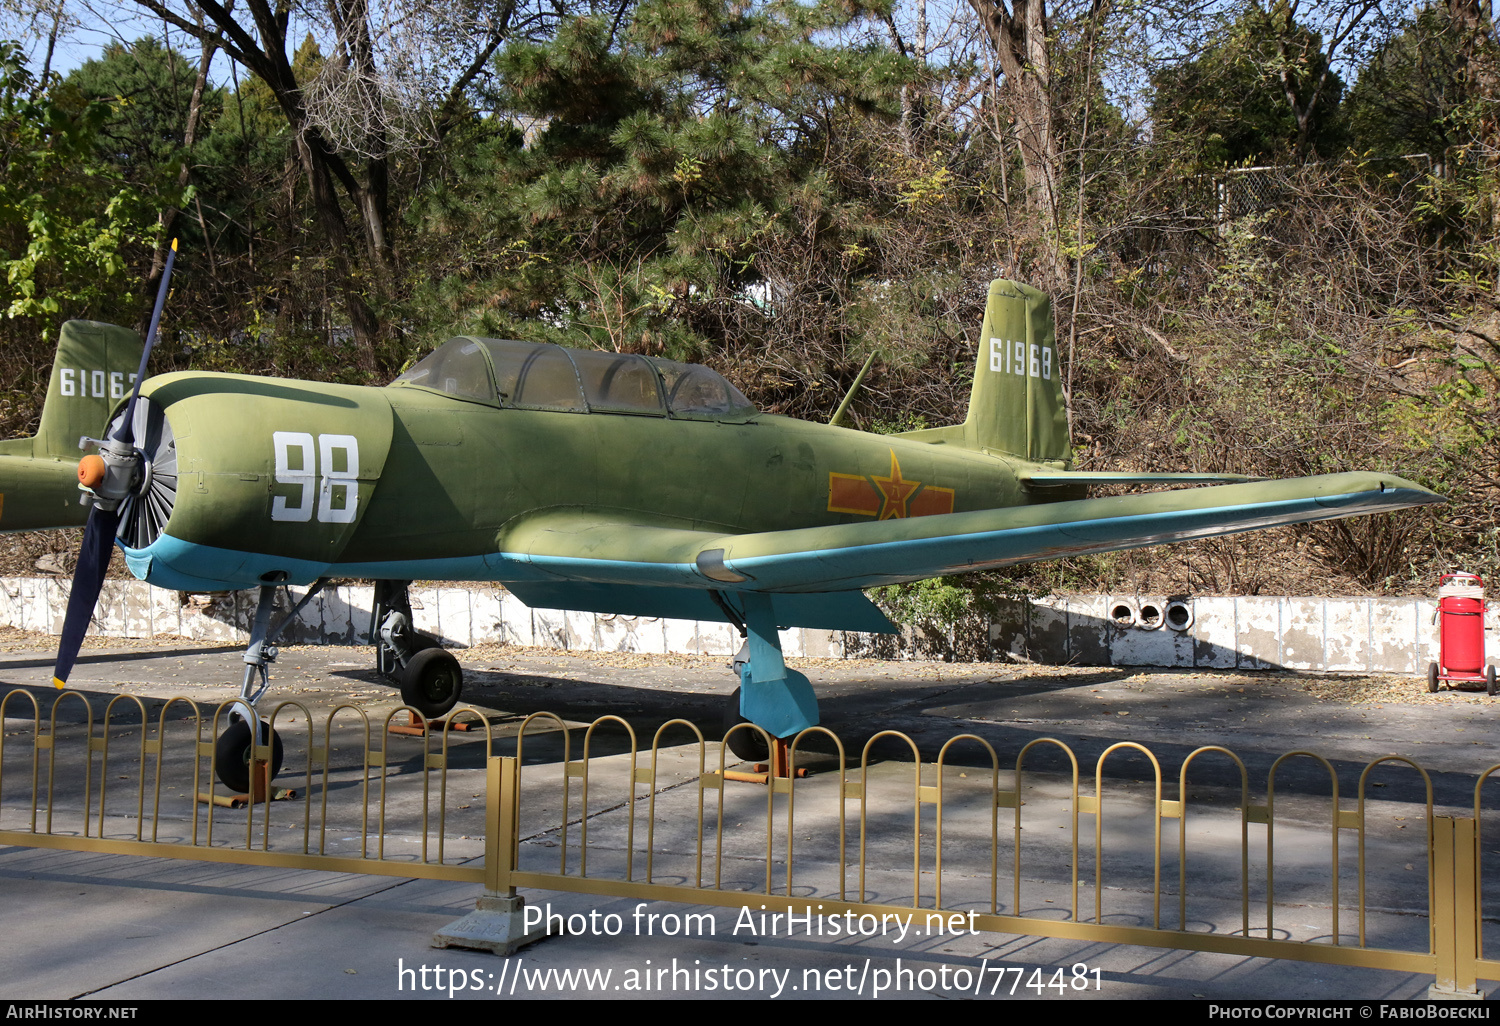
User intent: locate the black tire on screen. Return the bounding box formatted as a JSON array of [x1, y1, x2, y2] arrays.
[[214, 719, 284, 793], [722, 687, 770, 763], [1488, 666, 1497, 698], [1428, 662, 1440, 694], [400, 646, 463, 718]]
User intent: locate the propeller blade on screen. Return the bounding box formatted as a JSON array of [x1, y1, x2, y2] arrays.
[[54, 239, 178, 687], [117, 238, 177, 445], [52, 504, 122, 688]]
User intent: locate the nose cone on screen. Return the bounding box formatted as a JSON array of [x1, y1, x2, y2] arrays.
[[77, 453, 106, 490]]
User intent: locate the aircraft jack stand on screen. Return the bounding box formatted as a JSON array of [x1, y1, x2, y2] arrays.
[[387, 710, 479, 737], [724, 737, 809, 785], [433, 892, 550, 956]]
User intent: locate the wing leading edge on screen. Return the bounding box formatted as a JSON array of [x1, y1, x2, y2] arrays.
[[495, 472, 1441, 606]]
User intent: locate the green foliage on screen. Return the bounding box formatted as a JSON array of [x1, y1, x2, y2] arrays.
[[1345, 5, 1470, 158], [1150, 2, 1347, 166], [868, 411, 928, 434], [61, 37, 223, 185], [873, 577, 972, 631], [401, 0, 916, 375], [871, 574, 1028, 661], [0, 44, 154, 337]]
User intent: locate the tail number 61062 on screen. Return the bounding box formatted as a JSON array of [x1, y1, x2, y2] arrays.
[[271, 432, 360, 524]]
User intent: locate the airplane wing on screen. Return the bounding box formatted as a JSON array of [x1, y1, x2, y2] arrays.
[[494, 472, 1440, 613], [704, 472, 1440, 592], [1020, 471, 1262, 486], [494, 510, 900, 632], [502, 578, 901, 634]]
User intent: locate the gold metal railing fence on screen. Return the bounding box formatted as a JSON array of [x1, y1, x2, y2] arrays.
[[3, 691, 1499, 993], [493, 715, 1496, 994], [0, 689, 489, 882]]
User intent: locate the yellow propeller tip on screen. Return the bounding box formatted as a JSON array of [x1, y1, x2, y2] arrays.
[[52, 676, 66, 690], [171, 238, 178, 251]]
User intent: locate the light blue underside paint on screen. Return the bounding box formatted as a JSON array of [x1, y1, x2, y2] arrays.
[[504, 580, 897, 633], [120, 534, 892, 632], [123, 534, 708, 592], [739, 667, 819, 737], [122, 535, 329, 591], [121, 535, 525, 592]]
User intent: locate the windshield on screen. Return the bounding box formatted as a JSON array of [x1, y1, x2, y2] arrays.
[[390, 338, 494, 402]]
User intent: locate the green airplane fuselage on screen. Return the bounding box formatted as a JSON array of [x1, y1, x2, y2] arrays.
[[126, 366, 1062, 591]]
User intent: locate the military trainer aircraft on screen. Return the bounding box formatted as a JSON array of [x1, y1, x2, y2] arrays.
[[0, 276, 1443, 789]]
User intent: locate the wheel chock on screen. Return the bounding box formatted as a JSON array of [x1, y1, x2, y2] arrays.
[[197, 754, 298, 806], [196, 787, 298, 808], [387, 710, 479, 736], [723, 737, 809, 785]]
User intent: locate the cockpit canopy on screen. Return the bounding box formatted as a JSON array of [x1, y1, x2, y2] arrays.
[[392, 337, 757, 419]]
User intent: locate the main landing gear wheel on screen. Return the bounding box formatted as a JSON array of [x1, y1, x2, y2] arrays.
[[1488, 666, 1497, 698], [400, 646, 463, 718], [1428, 662, 1440, 694], [214, 719, 284, 793], [722, 687, 770, 763]]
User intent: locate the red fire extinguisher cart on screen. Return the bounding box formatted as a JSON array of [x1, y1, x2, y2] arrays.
[[1429, 572, 1495, 694]]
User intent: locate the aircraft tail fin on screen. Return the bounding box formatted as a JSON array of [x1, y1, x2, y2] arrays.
[[27, 320, 145, 459], [0, 321, 143, 533], [897, 280, 1071, 465]]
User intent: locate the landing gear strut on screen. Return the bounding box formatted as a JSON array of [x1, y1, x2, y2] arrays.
[[212, 579, 464, 791], [216, 579, 326, 792], [373, 580, 464, 718], [716, 592, 819, 764]]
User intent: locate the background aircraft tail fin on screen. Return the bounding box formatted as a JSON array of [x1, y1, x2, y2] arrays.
[[29, 320, 145, 459], [896, 280, 1071, 465], [0, 321, 143, 532]]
